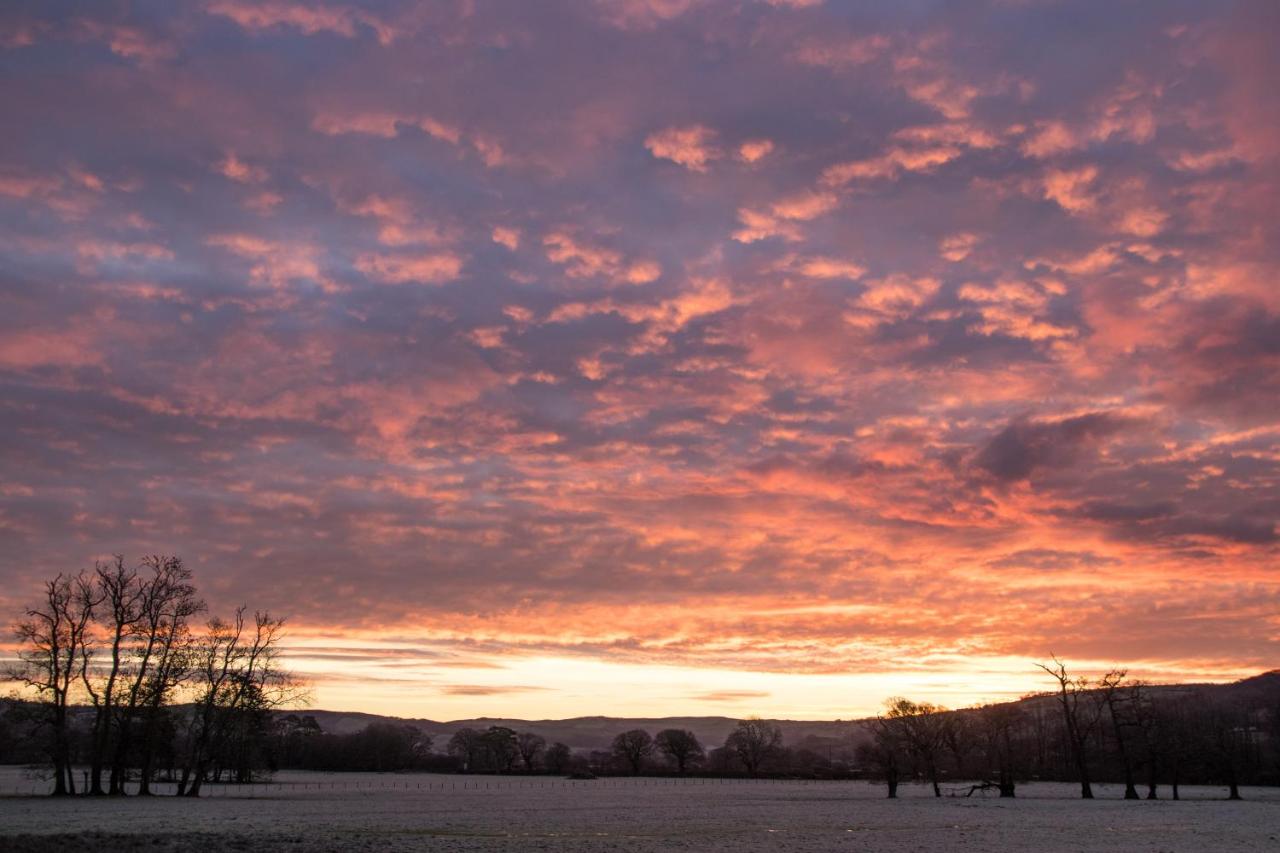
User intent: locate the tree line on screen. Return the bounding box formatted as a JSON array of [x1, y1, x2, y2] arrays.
[[4, 556, 299, 796], [858, 658, 1276, 799], [272, 717, 795, 778], [5, 559, 1276, 798], [267, 670, 1277, 799]]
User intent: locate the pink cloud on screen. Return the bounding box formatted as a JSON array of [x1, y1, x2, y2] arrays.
[[215, 153, 268, 184], [737, 139, 775, 163], [354, 252, 465, 285], [645, 125, 720, 171], [543, 231, 661, 285], [793, 34, 889, 70], [1041, 165, 1099, 213], [207, 1, 399, 45]]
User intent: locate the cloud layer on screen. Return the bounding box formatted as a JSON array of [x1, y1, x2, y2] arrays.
[[1, 0, 1277, 715]]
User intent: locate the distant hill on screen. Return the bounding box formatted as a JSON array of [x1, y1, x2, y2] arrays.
[[294, 710, 857, 752], [285, 670, 1280, 752]]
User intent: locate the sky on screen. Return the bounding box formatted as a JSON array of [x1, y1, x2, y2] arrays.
[[0, 0, 1277, 721]]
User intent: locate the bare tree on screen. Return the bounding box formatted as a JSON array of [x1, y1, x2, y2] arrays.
[[1195, 690, 1251, 801], [12, 571, 98, 795], [655, 729, 703, 774], [81, 557, 145, 795], [128, 557, 203, 795], [1116, 679, 1160, 799], [1154, 693, 1198, 801], [882, 698, 949, 797], [1096, 669, 1141, 799], [7, 557, 302, 796], [516, 731, 546, 773], [179, 609, 294, 796], [1037, 657, 1102, 798], [725, 719, 782, 777], [611, 729, 654, 774], [858, 718, 905, 798]]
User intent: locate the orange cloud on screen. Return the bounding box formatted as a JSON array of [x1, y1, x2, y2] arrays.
[[207, 1, 398, 45], [793, 34, 888, 70], [737, 139, 775, 163], [543, 231, 661, 285], [645, 125, 720, 171], [216, 153, 268, 184], [354, 252, 465, 285], [1041, 165, 1099, 213]]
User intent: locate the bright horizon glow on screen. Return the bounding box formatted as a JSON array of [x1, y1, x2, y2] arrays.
[[278, 632, 1263, 721], [0, 1, 1277, 721]]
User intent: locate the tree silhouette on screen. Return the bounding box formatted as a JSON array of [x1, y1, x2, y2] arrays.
[[611, 729, 654, 774], [725, 719, 782, 777], [516, 731, 546, 773], [1037, 657, 1103, 799], [655, 728, 703, 774]]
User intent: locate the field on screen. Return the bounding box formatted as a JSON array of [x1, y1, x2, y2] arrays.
[[1, 768, 1278, 852]]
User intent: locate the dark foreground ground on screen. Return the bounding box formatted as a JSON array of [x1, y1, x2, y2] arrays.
[[1, 769, 1278, 852]]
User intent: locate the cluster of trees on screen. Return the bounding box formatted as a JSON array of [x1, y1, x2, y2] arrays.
[[5, 556, 299, 796], [273, 717, 448, 773], [266, 718, 817, 778], [445, 720, 800, 778], [602, 727, 709, 775], [593, 720, 791, 776], [859, 659, 1277, 800], [445, 726, 574, 774], [440, 721, 794, 778], [273, 720, 575, 775]]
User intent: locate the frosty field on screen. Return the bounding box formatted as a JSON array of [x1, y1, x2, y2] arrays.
[[1, 768, 1278, 852]]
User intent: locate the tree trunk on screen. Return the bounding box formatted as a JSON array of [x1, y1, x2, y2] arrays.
[[1223, 748, 1241, 801], [886, 777, 898, 799], [1119, 740, 1139, 800], [91, 635, 127, 795], [87, 711, 106, 795], [1072, 728, 1094, 799], [51, 705, 71, 796], [1105, 694, 1139, 800], [109, 722, 135, 795], [186, 760, 207, 797], [136, 763, 153, 797], [998, 766, 1016, 798], [1068, 722, 1092, 797]]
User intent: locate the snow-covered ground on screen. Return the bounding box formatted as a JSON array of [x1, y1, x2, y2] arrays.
[[1, 767, 1277, 852]]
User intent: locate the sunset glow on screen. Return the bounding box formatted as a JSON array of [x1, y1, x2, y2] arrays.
[[1, 0, 1277, 719]]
